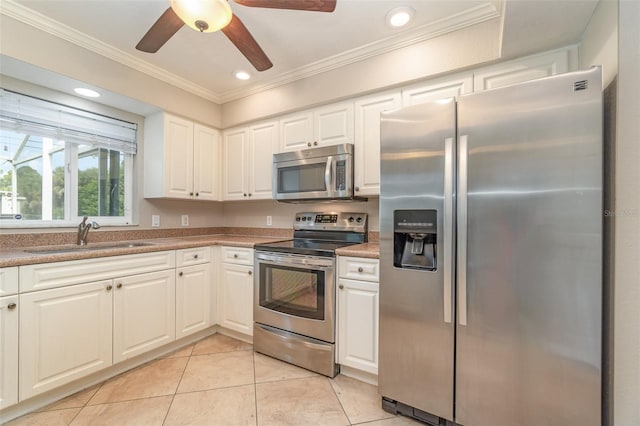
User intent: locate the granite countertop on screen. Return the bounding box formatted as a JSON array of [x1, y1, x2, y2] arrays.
[[0, 234, 288, 268], [335, 243, 380, 259]]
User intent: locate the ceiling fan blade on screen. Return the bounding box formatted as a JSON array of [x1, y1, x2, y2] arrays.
[[221, 14, 273, 71], [136, 7, 184, 53], [234, 0, 336, 13]]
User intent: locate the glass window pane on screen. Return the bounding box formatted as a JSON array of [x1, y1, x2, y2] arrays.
[[78, 147, 124, 217]]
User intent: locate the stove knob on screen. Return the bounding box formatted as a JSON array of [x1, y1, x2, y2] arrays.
[[296, 217, 301, 221], [356, 217, 363, 223], [302, 217, 306, 221], [348, 217, 354, 222]]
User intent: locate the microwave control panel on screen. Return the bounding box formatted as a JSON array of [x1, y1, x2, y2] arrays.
[[335, 160, 346, 190]]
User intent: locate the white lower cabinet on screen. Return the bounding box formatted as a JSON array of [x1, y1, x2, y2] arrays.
[[113, 270, 176, 363], [19, 281, 113, 400], [218, 247, 254, 336], [337, 256, 380, 375], [0, 295, 19, 410], [176, 263, 212, 339]]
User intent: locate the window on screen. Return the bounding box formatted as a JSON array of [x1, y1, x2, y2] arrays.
[[0, 89, 137, 226]]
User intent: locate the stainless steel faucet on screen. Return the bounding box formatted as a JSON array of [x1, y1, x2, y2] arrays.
[[77, 216, 100, 246]]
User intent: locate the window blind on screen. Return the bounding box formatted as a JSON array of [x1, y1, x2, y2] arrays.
[[0, 88, 138, 154]]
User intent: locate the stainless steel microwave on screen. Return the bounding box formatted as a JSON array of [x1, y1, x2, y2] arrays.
[[272, 144, 365, 202]]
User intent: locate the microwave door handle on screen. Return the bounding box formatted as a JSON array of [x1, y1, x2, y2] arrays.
[[325, 156, 333, 193]]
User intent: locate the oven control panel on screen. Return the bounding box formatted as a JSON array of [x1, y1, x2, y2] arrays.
[[293, 212, 367, 232]]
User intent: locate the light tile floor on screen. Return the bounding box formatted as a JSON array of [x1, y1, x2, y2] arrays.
[[7, 334, 421, 426]]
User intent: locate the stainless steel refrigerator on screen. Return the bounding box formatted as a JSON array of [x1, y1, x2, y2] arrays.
[[379, 67, 603, 426]]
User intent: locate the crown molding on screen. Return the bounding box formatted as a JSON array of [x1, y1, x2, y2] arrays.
[[2, 0, 500, 105]]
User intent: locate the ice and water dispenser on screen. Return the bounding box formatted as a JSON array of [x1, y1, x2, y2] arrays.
[[393, 210, 437, 270]]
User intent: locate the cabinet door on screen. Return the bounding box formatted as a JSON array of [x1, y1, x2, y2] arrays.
[[314, 101, 354, 147], [113, 270, 175, 363], [219, 263, 254, 336], [223, 128, 249, 200], [193, 124, 220, 201], [19, 281, 113, 400], [164, 115, 195, 199], [337, 278, 379, 374], [249, 121, 278, 199], [473, 49, 570, 91], [176, 263, 212, 339], [402, 74, 473, 106], [0, 295, 18, 409], [0, 267, 18, 297], [354, 92, 401, 196], [279, 111, 313, 151]]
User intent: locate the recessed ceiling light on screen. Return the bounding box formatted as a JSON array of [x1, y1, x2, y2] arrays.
[[74, 87, 100, 98], [234, 70, 251, 80], [386, 6, 415, 28]]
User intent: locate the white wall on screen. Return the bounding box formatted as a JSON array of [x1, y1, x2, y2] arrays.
[[612, 1, 640, 425], [581, 0, 618, 86], [0, 14, 222, 128]]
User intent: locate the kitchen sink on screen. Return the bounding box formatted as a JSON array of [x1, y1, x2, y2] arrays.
[[26, 241, 156, 254]]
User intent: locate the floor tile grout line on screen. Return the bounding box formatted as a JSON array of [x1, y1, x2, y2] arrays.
[[161, 351, 192, 425], [327, 376, 355, 426], [252, 350, 259, 426]]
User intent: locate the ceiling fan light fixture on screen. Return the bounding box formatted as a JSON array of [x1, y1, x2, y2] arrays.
[[386, 6, 414, 28], [170, 0, 233, 33]]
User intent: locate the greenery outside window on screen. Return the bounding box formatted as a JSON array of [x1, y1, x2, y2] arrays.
[[0, 89, 137, 227]]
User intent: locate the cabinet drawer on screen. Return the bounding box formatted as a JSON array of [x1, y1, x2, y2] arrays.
[[221, 246, 254, 265], [0, 267, 18, 296], [338, 256, 379, 282], [19, 251, 176, 293], [176, 246, 211, 267]]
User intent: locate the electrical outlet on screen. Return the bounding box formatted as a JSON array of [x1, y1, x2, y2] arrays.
[[151, 215, 160, 227], [181, 215, 189, 227], [267, 215, 272, 226]]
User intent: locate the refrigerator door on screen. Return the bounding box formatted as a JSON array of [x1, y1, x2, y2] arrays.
[[379, 100, 456, 420], [456, 68, 602, 426]]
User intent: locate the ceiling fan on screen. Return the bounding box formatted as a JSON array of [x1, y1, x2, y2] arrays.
[[135, 0, 337, 72]]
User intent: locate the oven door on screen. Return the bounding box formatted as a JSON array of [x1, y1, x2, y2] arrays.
[[254, 251, 336, 343]]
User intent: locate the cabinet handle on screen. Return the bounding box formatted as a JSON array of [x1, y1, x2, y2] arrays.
[[355, 186, 360, 192], [243, 193, 247, 197], [196, 192, 199, 197], [194, 254, 199, 259], [339, 284, 344, 290], [307, 142, 312, 147], [248, 270, 253, 276], [7, 303, 16, 310], [313, 141, 318, 146], [248, 193, 252, 197], [116, 283, 123, 289], [357, 267, 364, 273], [190, 192, 194, 196], [106, 284, 113, 291], [234, 254, 238, 258], [179, 272, 184, 277]]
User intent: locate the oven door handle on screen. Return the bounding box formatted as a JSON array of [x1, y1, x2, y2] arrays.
[[256, 253, 334, 269]]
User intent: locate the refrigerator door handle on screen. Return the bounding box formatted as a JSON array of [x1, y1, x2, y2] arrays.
[[457, 135, 468, 326], [443, 137, 454, 324]]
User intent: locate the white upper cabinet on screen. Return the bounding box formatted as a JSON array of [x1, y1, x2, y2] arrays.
[[249, 121, 278, 199], [193, 124, 221, 201], [354, 91, 401, 196], [279, 101, 354, 152], [473, 49, 571, 91], [144, 112, 220, 201], [223, 120, 277, 201], [279, 111, 314, 151], [402, 73, 473, 106]]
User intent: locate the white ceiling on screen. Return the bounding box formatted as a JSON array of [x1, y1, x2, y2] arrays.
[[2, 0, 599, 105]]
